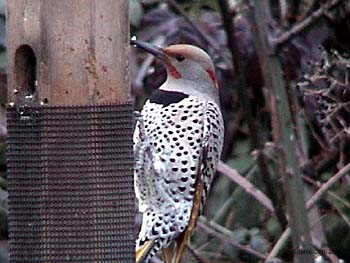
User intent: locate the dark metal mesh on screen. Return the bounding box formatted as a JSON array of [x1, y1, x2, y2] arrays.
[[7, 103, 135, 263]]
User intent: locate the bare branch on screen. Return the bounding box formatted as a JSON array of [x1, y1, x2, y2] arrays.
[[266, 228, 291, 260], [306, 162, 350, 209], [334, 203, 350, 228], [218, 161, 275, 213], [198, 217, 268, 260], [302, 174, 350, 210], [214, 165, 257, 222], [272, 0, 345, 47]]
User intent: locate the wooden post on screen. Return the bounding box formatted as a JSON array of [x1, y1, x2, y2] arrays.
[[7, 0, 129, 105], [6, 1, 133, 263]]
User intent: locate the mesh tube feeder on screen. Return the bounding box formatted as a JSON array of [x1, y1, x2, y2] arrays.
[[6, 1, 135, 262]]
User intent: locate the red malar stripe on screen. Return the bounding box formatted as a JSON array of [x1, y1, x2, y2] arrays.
[[206, 69, 218, 87], [169, 64, 182, 79]]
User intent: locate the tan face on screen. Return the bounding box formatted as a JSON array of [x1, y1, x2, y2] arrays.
[[161, 45, 218, 88], [131, 40, 218, 89]]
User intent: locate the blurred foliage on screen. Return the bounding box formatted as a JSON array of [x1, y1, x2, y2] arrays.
[[0, 0, 348, 262], [299, 50, 350, 150]]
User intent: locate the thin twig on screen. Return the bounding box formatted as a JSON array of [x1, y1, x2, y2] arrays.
[[305, 162, 350, 209], [272, 0, 345, 47], [218, 161, 275, 213], [198, 217, 268, 260], [214, 164, 257, 222], [266, 228, 291, 261], [311, 150, 340, 174], [328, 190, 350, 210], [302, 175, 350, 210], [333, 203, 350, 229], [165, 0, 231, 66], [302, 112, 333, 152]]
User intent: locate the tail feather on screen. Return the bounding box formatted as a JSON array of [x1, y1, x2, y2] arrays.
[[137, 152, 206, 263], [162, 173, 204, 263], [162, 244, 175, 263], [173, 175, 203, 263], [136, 240, 154, 263], [136, 239, 162, 263]]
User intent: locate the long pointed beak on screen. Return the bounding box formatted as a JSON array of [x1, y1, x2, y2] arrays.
[[130, 39, 166, 61]]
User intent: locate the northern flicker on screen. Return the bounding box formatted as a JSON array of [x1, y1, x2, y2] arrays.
[[132, 39, 224, 263]]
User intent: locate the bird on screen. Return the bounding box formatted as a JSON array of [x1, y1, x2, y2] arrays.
[[132, 39, 224, 263]]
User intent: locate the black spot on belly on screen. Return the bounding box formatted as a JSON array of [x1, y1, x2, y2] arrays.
[[150, 89, 189, 107]]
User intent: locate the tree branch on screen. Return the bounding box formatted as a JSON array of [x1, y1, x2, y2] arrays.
[[305, 162, 350, 209], [302, 174, 350, 211], [272, 0, 345, 47], [218, 161, 274, 213], [266, 228, 291, 260], [214, 165, 257, 222], [198, 217, 268, 260]]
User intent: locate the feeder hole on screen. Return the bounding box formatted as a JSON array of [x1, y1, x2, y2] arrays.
[[14, 45, 37, 95]]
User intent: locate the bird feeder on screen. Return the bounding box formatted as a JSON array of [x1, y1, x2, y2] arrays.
[[6, 1, 134, 262]]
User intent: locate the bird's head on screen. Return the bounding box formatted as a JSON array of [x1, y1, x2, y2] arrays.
[[131, 40, 219, 97]]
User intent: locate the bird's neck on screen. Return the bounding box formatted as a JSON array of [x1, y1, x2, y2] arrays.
[[160, 77, 219, 104]]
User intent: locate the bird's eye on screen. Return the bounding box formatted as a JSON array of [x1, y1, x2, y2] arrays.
[[175, 55, 185, 62]]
